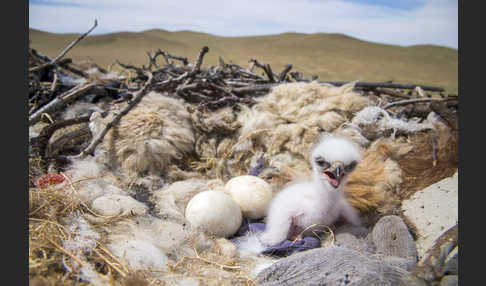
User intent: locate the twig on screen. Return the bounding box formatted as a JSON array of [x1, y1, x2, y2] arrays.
[[374, 87, 409, 99], [233, 80, 446, 95], [190, 46, 209, 75], [73, 72, 154, 157], [383, 98, 453, 109], [193, 247, 241, 270], [322, 81, 445, 92], [116, 60, 146, 79], [29, 20, 98, 73], [219, 56, 226, 68], [145, 49, 189, 70], [50, 68, 59, 93], [200, 95, 256, 110], [249, 59, 276, 82], [415, 86, 428, 97], [278, 64, 293, 82], [92, 248, 127, 277], [46, 125, 91, 158], [29, 82, 96, 125], [264, 64, 276, 82], [42, 234, 85, 267], [30, 115, 91, 159]]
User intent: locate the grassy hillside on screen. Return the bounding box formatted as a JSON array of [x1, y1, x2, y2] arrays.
[[29, 29, 458, 94]]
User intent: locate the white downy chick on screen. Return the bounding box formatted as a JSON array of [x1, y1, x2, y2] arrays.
[[259, 134, 363, 246]]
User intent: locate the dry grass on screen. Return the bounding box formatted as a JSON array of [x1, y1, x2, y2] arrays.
[[28, 168, 257, 285], [29, 29, 458, 94]]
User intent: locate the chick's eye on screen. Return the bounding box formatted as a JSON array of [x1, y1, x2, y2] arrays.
[[345, 161, 357, 172], [315, 157, 330, 168]]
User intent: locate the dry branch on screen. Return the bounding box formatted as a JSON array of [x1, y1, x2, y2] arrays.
[[278, 64, 293, 82], [29, 20, 98, 73], [29, 82, 97, 125], [73, 72, 154, 158], [383, 97, 455, 109]]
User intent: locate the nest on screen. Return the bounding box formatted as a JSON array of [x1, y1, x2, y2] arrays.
[[28, 39, 458, 284]]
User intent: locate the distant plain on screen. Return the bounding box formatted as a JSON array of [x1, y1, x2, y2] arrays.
[[29, 29, 458, 94]]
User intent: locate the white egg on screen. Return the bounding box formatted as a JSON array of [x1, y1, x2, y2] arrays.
[[225, 175, 273, 219], [185, 191, 242, 237]]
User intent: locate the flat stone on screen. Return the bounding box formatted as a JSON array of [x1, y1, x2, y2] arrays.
[[256, 246, 427, 286], [370, 215, 418, 262], [440, 275, 458, 286], [335, 232, 374, 254], [401, 172, 458, 259]]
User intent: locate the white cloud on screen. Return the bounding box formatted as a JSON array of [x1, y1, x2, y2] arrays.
[[29, 0, 458, 48]]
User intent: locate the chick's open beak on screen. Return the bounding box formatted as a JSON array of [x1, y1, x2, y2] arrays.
[[323, 162, 345, 188]]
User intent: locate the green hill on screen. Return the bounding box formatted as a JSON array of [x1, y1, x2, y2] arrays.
[[29, 28, 458, 94]]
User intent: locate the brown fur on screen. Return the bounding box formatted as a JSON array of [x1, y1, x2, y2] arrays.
[[346, 138, 413, 215], [397, 118, 458, 199], [101, 92, 195, 183]]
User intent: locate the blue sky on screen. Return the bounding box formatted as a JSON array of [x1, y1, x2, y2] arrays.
[[29, 0, 458, 49]]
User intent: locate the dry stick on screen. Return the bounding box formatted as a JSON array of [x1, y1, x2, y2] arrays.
[[30, 48, 89, 78], [233, 81, 446, 95], [29, 20, 98, 73], [383, 98, 454, 109], [161, 49, 189, 66], [47, 125, 91, 158], [30, 115, 92, 159], [219, 56, 226, 68], [374, 87, 409, 99], [249, 59, 276, 82], [50, 68, 59, 93], [29, 82, 96, 125], [75, 46, 210, 158], [278, 64, 293, 82], [230, 66, 266, 80], [42, 234, 85, 267], [146, 49, 189, 70], [191, 46, 209, 75], [115, 60, 145, 78], [322, 81, 445, 92], [145, 51, 160, 70], [74, 72, 154, 158], [264, 64, 275, 82]]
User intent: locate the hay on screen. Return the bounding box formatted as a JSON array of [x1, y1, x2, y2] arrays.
[[29, 182, 131, 285]]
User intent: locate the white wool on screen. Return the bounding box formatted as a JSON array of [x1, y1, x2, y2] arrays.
[[351, 106, 434, 139], [29, 121, 49, 139], [333, 124, 370, 147], [236, 234, 267, 255], [153, 179, 213, 222], [185, 191, 242, 237], [351, 106, 386, 126], [68, 156, 106, 182], [65, 156, 130, 205], [88, 111, 105, 137], [225, 175, 273, 219], [214, 238, 238, 258], [91, 194, 148, 217], [61, 214, 112, 285], [63, 214, 100, 253], [63, 101, 103, 120], [107, 216, 190, 268], [426, 111, 448, 128], [108, 238, 169, 271]]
